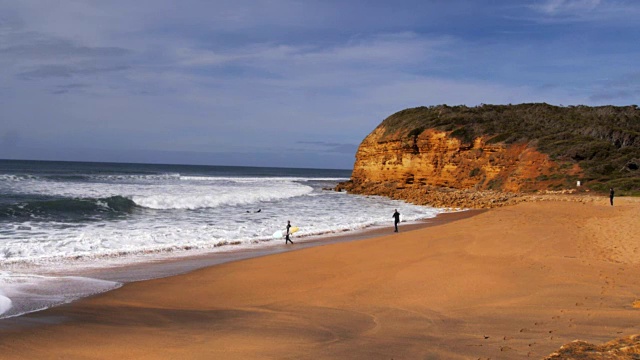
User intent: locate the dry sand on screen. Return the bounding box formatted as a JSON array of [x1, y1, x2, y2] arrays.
[[1, 197, 640, 359]]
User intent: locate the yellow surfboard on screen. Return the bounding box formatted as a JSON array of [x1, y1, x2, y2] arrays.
[[272, 227, 300, 239]]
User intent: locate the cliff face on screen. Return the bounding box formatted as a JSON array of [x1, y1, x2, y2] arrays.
[[349, 126, 577, 193], [338, 104, 640, 207]]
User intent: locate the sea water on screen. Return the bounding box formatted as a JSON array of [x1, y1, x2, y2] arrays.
[[0, 160, 443, 319]]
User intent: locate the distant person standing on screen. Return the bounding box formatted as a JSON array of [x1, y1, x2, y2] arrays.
[[610, 188, 615, 206], [285, 220, 294, 244], [392, 209, 400, 232]]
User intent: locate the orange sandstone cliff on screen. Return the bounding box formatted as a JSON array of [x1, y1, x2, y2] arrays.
[[349, 126, 572, 193], [337, 104, 640, 208]]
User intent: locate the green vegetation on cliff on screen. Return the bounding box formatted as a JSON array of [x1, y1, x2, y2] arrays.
[[379, 103, 640, 193]]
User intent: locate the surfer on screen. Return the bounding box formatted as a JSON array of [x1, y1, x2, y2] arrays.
[[392, 209, 400, 232], [285, 220, 294, 244]]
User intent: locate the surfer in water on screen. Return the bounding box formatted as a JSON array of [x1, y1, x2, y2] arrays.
[[392, 209, 400, 232], [285, 220, 294, 244]]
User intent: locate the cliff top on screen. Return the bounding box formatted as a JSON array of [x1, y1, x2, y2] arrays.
[[375, 103, 640, 193]]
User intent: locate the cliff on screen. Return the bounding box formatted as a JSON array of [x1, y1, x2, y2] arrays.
[[338, 103, 640, 208]]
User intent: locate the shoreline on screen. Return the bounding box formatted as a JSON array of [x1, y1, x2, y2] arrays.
[[72, 209, 482, 285], [2, 197, 640, 359], [0, 209, 481, 323]]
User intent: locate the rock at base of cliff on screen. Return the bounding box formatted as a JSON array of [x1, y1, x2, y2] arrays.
[[544, 335, 640, 359]]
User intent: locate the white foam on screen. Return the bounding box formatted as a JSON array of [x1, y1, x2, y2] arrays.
[[2, 174, 318, 210], [0, 272, 120, 319], [94, 173, 181, 181], [0, 171, 443, 273], [0, 195, 442, 266], [131, 183, 313, 209], [180, 175, 231, 181], [0, 174, 36, 182], [0, 290, 12, 316]]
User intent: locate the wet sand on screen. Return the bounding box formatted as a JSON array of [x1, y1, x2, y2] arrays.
[[1, 198, 640, 359]]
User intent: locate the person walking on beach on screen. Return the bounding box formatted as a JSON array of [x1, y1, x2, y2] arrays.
[[610, 188, 615, 206], [285, 220, 294, 244], [392, 209, 400, 232]]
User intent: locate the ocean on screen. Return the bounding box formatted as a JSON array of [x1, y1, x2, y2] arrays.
[[0, 159, 443, 319]]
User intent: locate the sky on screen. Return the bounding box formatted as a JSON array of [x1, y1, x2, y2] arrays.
[[1, 0, 639, 169]]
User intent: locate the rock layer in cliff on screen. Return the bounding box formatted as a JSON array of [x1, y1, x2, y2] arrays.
[[345, 103, 640, 197]]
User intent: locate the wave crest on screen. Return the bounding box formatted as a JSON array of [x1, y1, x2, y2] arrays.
[[0, 196, 138, 219], [132, 184, 313, 209]]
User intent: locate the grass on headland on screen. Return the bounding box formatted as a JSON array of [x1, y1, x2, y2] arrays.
[[378, 103, 640, 194]]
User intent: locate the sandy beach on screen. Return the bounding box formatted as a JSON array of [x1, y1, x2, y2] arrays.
[[1, 197, 640, 359]]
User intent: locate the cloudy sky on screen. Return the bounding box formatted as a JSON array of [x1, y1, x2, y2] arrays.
[[1, 0, 639, 169]]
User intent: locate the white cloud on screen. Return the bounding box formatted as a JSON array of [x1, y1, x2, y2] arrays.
[[534, 0, 601, 15], [175, 43, 301, 67], [526, 0, 640, 22], [174, 32, 452, 71], [295, 33, 452, 68]]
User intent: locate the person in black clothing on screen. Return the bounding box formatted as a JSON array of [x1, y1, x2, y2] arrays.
[[285, 220, 294, 244], [392, 209, 400, 232], [610, 188, 615, 206]]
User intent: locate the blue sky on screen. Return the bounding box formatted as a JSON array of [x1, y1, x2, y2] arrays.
[[1, 0, 639, 169]]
